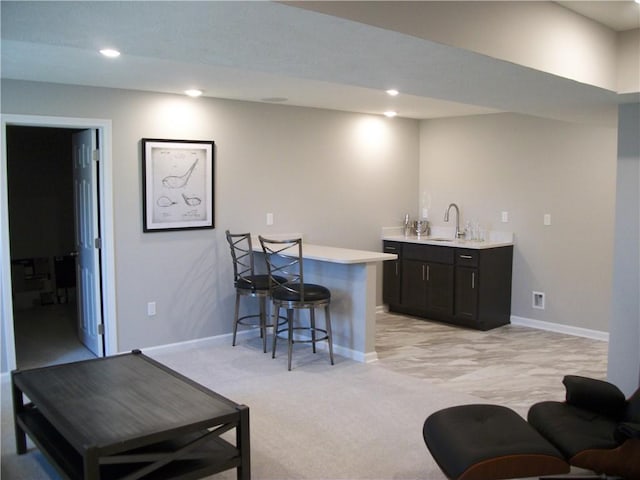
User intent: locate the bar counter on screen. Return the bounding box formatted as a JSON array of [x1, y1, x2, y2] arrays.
[[252, 239, 396, 362]]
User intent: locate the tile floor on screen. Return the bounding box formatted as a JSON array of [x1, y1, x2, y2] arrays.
[[375, 310, 609, 414]]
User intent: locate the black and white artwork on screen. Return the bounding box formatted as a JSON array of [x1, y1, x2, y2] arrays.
[[142, 138, 215, 232]]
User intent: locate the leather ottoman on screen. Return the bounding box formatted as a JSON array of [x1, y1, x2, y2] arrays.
[[423, 404, 570, 480]]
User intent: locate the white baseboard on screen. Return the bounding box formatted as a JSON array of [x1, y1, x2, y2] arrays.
[[510, 315, 609, 342], [143, 329, 378, 363], [141, 331, 236, 356], [378, 304, 608, 342], [3, 313, 603, 381]]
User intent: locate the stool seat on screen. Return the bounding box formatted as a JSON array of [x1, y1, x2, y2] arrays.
[[235, 274, 270, 291], [236, 274, 287, 292], [226, 231, 287, 353], [259, 236, 334, 371], [423, 404, 569, 480], [272, 283, 331, 302]]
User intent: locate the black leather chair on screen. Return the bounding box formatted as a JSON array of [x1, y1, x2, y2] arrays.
[[528, 375, 640, 479], [423, 376, 640, 480], [225, 231, 285, 353], [259, 236, 334, 371]]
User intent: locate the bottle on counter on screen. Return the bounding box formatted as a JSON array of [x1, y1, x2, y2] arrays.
[[403, 213, 412, 237]]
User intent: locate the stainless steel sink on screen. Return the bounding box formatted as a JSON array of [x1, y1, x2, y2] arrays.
[[427, 237, 454, 242]]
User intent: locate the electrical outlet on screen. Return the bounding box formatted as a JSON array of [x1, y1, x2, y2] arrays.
[[544, 214, 551, 226], [501, 211, 509, 223], [266, 213, 274, 226], [147, 301, 156, 316]]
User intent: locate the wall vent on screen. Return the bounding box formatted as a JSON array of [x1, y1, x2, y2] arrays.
[[532, 291, 546, 310]]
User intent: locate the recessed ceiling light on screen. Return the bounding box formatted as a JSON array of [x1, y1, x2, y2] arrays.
[[185, 89, 203, 97], [386, 89, 399, 96], [384, 111, 398, 118], [99, 48, 120, 58]]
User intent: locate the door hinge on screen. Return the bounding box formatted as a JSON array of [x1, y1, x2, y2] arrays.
[[98, 324, 104, 335], [93, 149, 100, 162], [94, 237, 102, 249]]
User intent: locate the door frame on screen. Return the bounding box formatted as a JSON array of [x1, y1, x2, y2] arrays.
[[1, 114, 118, 371]]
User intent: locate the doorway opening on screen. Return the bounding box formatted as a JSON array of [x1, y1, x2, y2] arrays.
[[7, 126, 99, 368], [1, 114, 117, 372]]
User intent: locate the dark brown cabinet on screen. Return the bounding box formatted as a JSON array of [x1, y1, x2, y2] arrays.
[[454, 266, 478, 321], [401, 260, 453, 315], [383, 240, 513, 330], [382, 241, 402, 305]]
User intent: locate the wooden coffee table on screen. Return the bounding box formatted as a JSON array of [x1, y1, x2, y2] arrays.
[[12, 350, 250, 479]]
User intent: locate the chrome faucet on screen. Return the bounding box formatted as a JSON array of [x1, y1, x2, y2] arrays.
[[444, 203, 464, 239]]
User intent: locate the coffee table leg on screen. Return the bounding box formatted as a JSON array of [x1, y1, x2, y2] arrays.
[[11, 373, 27, 454], [237, 405, 251, 480], [84, 448, 100, 480]]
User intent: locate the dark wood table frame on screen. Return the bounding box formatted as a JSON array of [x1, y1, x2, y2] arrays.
[[12, 350, 250, 480]]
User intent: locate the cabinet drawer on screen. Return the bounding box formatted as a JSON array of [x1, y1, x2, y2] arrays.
[[383, 241, 402, 255], [455, 249, 479, 267], [404, 244, 454, 264]]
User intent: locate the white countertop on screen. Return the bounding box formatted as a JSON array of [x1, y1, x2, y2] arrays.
[[382, 235, 513, 249], [382, 226, 514, 250], [252, 238, 397, 264], [298, 244, 397, 264]]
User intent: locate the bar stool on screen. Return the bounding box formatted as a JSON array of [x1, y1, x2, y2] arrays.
[[225, 230, 285, 353], [259, 236, 334, 371]]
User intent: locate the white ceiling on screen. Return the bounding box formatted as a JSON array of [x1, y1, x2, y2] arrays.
[[1, 1, 637, 122], [557, 1, 640, 31]]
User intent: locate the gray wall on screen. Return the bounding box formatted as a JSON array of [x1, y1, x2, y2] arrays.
[[419, 113, 618, 332], [0, 80, 626, 375], [608, 103, 640, 396], [1, 79, 418, 362]]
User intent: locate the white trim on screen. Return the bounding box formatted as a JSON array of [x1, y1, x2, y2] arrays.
[[511, 315, 609, 342], [140, 329, 379, 363], [142, 332, 236, 355], [377, 304, 608, 342], [1, 114, 118, 372]]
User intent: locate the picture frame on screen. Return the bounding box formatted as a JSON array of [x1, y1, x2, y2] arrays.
[[141, 138, 215, 232]]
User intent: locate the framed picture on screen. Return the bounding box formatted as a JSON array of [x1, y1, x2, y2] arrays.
[[141, 138, 215, 232]]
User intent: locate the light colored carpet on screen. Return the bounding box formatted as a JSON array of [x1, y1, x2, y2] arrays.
[[1, 336, 480, 480], [13, 303, 95, 370], [1, 312, 608, 479]]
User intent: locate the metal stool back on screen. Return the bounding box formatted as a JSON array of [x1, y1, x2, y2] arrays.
[[225, 230, 273, 352], [259, 236, 334, 370]]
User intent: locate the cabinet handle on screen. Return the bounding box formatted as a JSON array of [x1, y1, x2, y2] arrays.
[[472, 272, 475, 289], [386, 247, 397, 251], [460, 254, 473, 259], [395, 263, 399, 276], [426, 265, 430, 281], [422, 264, 426, 281]]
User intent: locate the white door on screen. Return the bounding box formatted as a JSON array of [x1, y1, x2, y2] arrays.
[[72, 129, 104, 356]]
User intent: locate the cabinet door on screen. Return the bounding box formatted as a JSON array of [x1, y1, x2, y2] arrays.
[[455, 267, 478, 321], [426, 263, 454, 316], [383, 242, 402, 305], [401, 260, 428, 309]]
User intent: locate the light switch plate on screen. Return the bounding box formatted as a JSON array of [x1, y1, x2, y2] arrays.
[[544, 214, 551, 226], [266, 213, 274, 225], [501, 211, 509, 223]]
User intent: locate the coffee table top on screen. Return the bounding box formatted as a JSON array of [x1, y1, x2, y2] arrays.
[[13, 351, 241, 451]]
